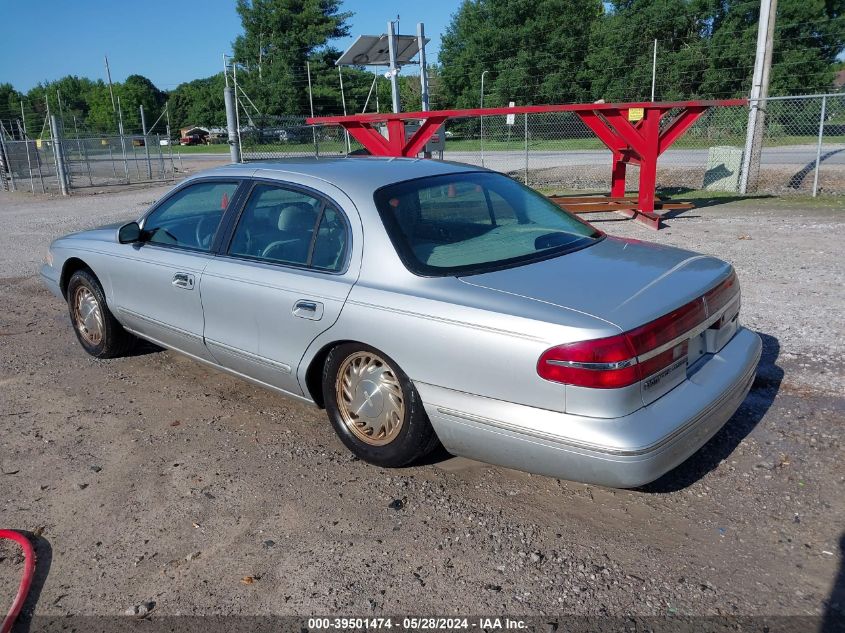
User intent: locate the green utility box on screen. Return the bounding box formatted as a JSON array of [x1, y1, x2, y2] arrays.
[[703, 146, 744, 192]]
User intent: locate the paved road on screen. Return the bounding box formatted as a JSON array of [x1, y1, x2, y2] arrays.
[[446, 144, 845, 168], [178, 144, 845, 169]]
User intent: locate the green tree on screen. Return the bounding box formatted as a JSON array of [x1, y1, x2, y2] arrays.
[[0, 83, 24, 120], [232, 0, 351, 116], [585, 0, 710, 101], [169, 74, 228, 133], [439, 0, 603, 109], [118, 74, 167, 133], [699, 0, 844, 98]]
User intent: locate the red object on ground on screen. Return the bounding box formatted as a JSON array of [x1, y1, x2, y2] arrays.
[[308, 99, 746, 229], [0, 530, 36, 633]]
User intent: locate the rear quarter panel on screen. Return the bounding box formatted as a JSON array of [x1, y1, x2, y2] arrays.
[[299, 277, 619, 413]]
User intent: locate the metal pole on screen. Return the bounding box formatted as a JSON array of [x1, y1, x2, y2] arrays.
[[140, 105, 152, 179], [117, 96, 130, 183], [74, 115, 93, 186], [651, 39, 657, 101], [812, 95, 827, 197], [165, 102, 175, 173], [0, 123, 15, 192], [46, 98, 64, 191], [417, 22, 431, 159], [387, 20, 401, 113], [20, 103, 37, 193], [740, 0, 777, 194], [224, 87, 241, 163], [49, 115, 69, 195], [480, 70, 489, 167], [105, 56, 117, 114], [418, 23, 430, 112], [17, 119, 35, 193], [361, 73, 378, 114], [157, 135, 165, 178], [223, 53, 229, 88], [108, 140, 117, 179], [338, 66, 351, 154], [20, 100, 29, 140], [233, 63, 243, 158], [306, 61, 319, 157], [524, 113, 529, 186]]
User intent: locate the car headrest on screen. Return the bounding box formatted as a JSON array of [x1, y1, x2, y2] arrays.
[[277, 202, 317, 232]]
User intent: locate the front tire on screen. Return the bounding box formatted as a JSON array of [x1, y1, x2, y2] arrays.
[[323, 343, 439, 467], [66, 269, 134, 358]]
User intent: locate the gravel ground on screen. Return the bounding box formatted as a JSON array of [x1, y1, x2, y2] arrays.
[[0, 180, 843, 625]]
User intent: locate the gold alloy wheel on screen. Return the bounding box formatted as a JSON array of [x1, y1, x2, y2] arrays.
[[335, 351, 405, 446], [72, 286, 104, 346]]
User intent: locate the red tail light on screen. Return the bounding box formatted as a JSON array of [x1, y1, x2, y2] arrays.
[[538, 272, 739, 389], [538, 334, 639, 389]]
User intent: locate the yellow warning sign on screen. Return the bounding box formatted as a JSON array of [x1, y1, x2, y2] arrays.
[[628, 107, 644, 122]]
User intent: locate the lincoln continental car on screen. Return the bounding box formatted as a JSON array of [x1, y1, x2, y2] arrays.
[[40, 158, 761, 488]]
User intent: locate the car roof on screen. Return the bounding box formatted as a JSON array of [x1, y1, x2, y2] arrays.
[[191, 156, 488, 202]]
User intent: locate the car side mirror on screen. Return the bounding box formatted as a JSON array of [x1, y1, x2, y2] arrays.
[[118, 221, 143, 244]]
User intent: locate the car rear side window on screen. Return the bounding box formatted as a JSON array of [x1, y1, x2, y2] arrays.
[[143, 181, 238, 251], [228, 183, 348, 272], [373, 172, 601, 276]]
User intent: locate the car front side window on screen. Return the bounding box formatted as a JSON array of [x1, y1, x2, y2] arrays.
[[143, 181, 239, 251], [228, 183, 348, 272]]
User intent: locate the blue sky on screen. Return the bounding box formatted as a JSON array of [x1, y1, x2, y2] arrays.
[[3, 0, 458, 92]]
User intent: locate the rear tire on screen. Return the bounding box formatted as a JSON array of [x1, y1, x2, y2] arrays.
[[323, 343, 439, 467], [66, 269, 135, 358]]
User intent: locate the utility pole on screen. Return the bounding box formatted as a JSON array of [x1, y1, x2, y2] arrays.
[[740, 0, 777, 194], [387, 20, 401, 113], [104, 55, 119, 134]]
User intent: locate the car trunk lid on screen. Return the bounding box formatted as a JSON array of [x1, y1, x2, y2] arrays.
[[458, 236, 733, 332], [459, 236, 740, 407]]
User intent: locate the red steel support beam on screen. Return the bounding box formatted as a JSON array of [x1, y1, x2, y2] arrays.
[[610, 153, 627, 198], [308, 99, 745, 228], [658, 106, 707, 155]]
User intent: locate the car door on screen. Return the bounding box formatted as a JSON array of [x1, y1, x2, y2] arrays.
[[200, 180, 358, 396], [109, 179, 242, 361]]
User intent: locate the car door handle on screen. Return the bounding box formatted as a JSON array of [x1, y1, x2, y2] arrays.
[[292, 299, 323, 320], [172, 272, 195, 289]]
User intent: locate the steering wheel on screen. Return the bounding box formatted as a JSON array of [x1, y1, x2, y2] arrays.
[[195, 215, 218, 249], [261, 240, 289, 260]]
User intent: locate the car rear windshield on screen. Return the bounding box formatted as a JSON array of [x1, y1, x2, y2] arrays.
[[373, 172, 602, 276]]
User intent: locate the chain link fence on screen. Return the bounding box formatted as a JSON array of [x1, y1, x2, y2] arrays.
[[437, 94, 844, 196], [2, 93, 841, 197], [240, 115, 361, 160], [0, 107, 181, 194], [233, 94, 843, 197]]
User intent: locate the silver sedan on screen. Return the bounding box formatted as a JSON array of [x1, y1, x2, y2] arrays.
[[40, 158, 761, 488]]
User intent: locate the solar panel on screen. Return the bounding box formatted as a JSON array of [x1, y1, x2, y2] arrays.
[[336, 34, 429, 66]]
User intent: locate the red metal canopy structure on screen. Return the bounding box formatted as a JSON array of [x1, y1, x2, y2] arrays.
[[308, 99, 746, 229]]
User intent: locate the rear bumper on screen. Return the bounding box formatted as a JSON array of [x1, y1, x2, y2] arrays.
[[418, 327, 762, 488]]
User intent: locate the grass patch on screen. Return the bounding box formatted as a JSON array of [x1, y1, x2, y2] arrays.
[[168, 144, 231, 154]]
